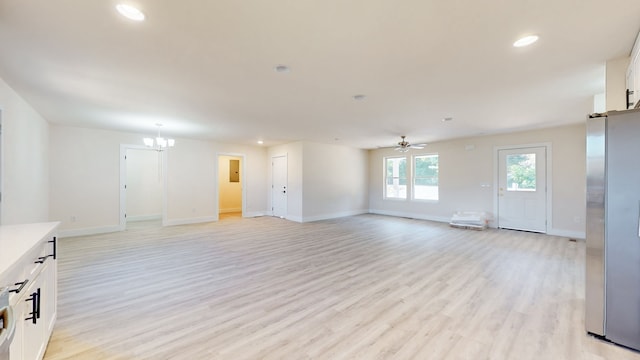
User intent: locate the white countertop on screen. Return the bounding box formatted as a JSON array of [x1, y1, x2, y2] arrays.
[[0, 222, 60, 277]]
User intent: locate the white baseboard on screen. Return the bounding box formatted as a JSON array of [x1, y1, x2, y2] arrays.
[[302, 209, 369, 223], [368, 209, 450, 223], [243, 211, 267, 218], [164, 216, 217, 227], [548, 228, 585, 239], [286, 215, 303, 223], [126, 214, 162, 222], [58, 225, 122, 238]]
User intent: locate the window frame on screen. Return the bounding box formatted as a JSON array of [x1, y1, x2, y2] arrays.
[[383, 156, 408, 200], [412, 153, 439, 202]]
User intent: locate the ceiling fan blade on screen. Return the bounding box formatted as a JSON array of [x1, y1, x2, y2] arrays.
[[410, 144, 426, 149]]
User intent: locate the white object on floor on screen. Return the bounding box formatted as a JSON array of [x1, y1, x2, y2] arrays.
[[450, 211, 488, 230]]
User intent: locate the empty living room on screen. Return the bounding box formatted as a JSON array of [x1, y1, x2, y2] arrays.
[[1, 1, 640, 360]]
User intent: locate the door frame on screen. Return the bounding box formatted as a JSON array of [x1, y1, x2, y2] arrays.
[[271, 154, 288, 218], [493, 143, 552, 232], [119, 144, 168, 231], [215, 152, 247, 220]]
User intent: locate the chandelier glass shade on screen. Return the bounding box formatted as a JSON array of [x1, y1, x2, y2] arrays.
[[144, 124, 175, 150]]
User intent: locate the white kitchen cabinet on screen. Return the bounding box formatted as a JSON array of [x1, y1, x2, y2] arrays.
[[18, 271, 46, 360], [0, 223, 59, 360], [627, 31, 640, 108]]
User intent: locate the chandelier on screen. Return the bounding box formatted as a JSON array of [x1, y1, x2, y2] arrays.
[[143, 124, 175, 151]]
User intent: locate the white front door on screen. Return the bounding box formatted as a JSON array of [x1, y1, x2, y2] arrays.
[[272, 155, 287, 218], [498, 146, 547, 232]]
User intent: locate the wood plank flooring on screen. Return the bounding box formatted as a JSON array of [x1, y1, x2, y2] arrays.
[[44, 214, 640, 359]]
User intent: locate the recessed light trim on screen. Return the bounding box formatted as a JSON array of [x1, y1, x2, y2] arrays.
[[353, 94, 366, 101], [257, 140, 264, 145], [116, 4, 145, 21], [513, 35, 539, 47], [274, 65, 290, 73]]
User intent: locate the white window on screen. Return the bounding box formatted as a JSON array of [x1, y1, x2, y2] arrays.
[[413, 154, 439, 201], [385, 156, 407, 199], [506, 153, 536, 191]]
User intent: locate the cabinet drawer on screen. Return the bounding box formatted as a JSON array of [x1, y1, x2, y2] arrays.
[[4, 237, 56, 307]]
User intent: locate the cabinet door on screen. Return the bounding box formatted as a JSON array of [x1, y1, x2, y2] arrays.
[[41, 258, 56, 338], [21, 274, 46, 360], [627, 66, 635, 108], [632, 51, 640, 108], [9, 294, 25, 360]]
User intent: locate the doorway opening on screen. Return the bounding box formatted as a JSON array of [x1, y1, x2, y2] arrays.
[[217, 154, 244, 220], [119, 145, 166, 230], [495, 144, 551, 233]]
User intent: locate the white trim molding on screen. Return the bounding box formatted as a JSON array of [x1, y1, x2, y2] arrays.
[[58, 225, 121, 238], [301, 209, 369, 223], [368, 209, 450, 224], [164, 216, 217, 227]]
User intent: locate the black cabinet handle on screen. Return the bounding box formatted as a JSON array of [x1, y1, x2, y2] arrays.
[[9, 280, 28, 294], [48, 237, 57, 260], [34, 255, 50, 264], [25, 290, 38, 324], [36, 288, 41, 319]]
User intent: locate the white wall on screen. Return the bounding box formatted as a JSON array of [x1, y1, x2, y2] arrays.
[[0, 78, 49, 225], [369, 124, 586, 238], [267, 141, 369, 222], [50, 125, 269, 235], [218, 155, 242, 213], [302, 142, 369, 221], [267, 142, 303, 221], [126, 149, 162, 221]]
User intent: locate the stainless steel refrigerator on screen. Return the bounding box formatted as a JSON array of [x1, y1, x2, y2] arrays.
[[586, 108, 640, 351]]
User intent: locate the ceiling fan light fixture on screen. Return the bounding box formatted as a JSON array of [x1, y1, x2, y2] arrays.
[[393, 135, 426, 152]]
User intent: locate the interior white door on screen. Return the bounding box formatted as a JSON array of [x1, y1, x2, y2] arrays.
[[498, 146, 547, 232], [272, 155, 287, 218]]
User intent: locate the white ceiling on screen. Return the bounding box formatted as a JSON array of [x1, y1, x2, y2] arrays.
[[0, 1, 639, 149]]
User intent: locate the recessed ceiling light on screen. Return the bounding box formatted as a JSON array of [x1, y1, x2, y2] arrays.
[[257, 140, 264, 145], [116, 4, 145, 21], [353, 94, 366, 101], [274, 65, 290, 73], [442, 117, 453, 122], [513, 35, 539, 47]]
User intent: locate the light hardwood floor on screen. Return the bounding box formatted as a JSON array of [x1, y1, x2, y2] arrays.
[[44, 215, 640, 360]]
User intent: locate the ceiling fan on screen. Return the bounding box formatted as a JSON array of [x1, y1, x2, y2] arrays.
[[394, 136, 426, 152]]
